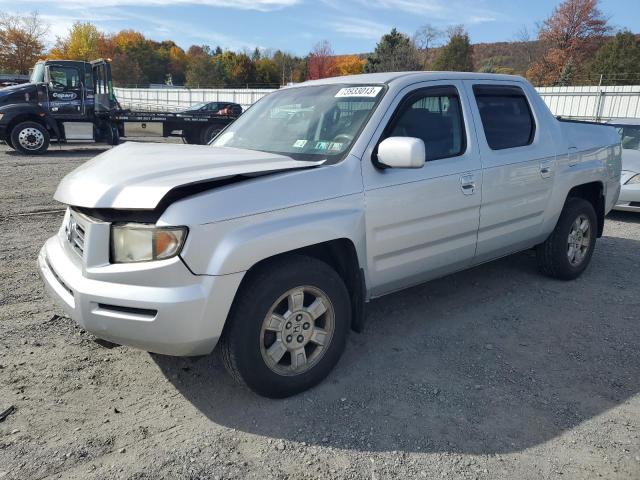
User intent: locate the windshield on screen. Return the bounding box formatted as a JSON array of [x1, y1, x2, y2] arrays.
[[614, 125, 640, 151], [30, 63, 45, 83], [187, 102, 209, 110], [212, 84, 385, 160]]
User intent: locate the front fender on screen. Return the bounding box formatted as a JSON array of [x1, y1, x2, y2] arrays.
[[0, 103, 60, 139], [180, 194, 366, 276]]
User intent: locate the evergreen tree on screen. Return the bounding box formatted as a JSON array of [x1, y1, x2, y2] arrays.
[[432, 26, 474, 72], [589, 30, 640, 85], [365, 28, 420, 73]]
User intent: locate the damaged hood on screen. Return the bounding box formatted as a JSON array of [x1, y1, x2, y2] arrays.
[[54, 142, 324, 209]]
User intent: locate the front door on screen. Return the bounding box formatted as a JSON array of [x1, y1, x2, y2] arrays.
[[45, 64, 85, 117], [362, 82, 482, 297]]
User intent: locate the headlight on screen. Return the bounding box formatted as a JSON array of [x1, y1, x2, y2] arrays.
[[625, 173, 640, 185], [111, 224, 187, 263]]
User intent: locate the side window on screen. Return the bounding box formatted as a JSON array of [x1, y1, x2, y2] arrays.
[[473, 85, 535, 150], [49, 66, 81, 89], [385, 86, 465, 161]]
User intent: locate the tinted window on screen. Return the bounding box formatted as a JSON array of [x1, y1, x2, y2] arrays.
[[386, 86, 465, 161], [473, 85, 535, 150]]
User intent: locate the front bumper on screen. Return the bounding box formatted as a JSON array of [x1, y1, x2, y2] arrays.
[[38, 232, 244, 356], [613, 178, 640, 212]]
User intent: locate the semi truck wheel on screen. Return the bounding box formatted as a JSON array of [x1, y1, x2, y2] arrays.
[[10, 121, 50, 155], [536, 197, 597, 280], [183, 128, 202, 144], [201, 124, 221, 144], [220, 255, 350, 398]]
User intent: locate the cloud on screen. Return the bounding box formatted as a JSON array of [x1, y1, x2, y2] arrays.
[[330, 17, 391, 40], [120, 11, 261, 50], [12, 0, 300, 12], [353, 0, 501, 25]]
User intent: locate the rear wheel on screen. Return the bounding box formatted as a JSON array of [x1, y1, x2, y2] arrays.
[[201, 124, 221, 144], [182, 128, 202, 144], [536, 197, 597, 280], [10, 121, 50, 155], [220, 255, 350, 398]]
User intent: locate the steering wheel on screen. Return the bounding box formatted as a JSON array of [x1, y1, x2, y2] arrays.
[[332, 134, 353, 144], [50, 80, 66, 90]]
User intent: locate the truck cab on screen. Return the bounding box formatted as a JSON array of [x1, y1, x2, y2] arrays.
[[0, 59, 237, 154], [0, 59, 119, 152], [38, 72, 621, 398]]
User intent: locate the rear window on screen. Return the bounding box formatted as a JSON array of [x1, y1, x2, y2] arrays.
[[473, 85, 535, 150]]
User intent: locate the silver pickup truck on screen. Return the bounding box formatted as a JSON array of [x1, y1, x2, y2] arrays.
[[39, 72, 621, 397]]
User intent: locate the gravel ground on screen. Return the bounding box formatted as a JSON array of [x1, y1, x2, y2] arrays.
[[0, 139, 639, 480]]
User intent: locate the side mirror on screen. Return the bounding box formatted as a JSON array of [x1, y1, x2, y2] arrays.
[[377, 137, 426, 169]]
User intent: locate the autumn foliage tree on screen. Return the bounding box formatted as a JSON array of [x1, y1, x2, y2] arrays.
[[307, 40, 337, 80], [50, 22, 105, 61], [527, 0, 610, 86], [334, 55, 365, 76], [0, 12, 48, 74]]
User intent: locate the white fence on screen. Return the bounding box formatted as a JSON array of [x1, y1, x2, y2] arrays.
[[113, 87, 275, 112], [114, 85, 640, 120], [537, 85, 640, 121]]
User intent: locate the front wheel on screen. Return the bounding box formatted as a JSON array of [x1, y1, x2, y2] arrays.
[[11, 121, 50, 154], [536, 197, 597, 280], [220, 255, 351, 398]]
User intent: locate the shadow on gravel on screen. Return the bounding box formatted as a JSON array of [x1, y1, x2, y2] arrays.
[[154, 237, 640, 455], [3, 147, 110, 157], [607, 210, 640, 224]]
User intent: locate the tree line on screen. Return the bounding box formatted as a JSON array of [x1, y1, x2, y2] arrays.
[[1, 0, 639, 87]]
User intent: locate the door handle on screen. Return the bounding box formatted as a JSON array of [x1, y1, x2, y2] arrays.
[[460, 174, 476, 195], [568, 147, 579, 166]]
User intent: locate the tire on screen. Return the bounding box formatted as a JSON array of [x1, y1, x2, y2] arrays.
[[536, 197, 597, 280], [106, 123, 120, 146], [220, 255, 351, 398], [10, 121, 50, 155], [201, 124, 221, 144], [183, 128, 202, 144]]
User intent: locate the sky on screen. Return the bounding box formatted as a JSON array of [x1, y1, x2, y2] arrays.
[[1, 0, 639, 56]]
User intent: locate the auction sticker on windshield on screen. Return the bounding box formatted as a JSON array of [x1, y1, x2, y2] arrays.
[[335, 86, 383, 98]]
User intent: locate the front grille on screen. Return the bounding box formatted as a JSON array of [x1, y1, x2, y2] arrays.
[[65, 211, 87, 257]]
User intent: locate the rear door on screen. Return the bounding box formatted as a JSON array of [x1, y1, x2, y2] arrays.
[[45, 64, 85, 117], [362, 81, 482, 296], [463, 81, 557, 263]]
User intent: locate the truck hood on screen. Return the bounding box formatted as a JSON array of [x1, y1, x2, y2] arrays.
[[621, 148, 640, 173], [0, 83, 37, 106], [54, 142, 324, 210]]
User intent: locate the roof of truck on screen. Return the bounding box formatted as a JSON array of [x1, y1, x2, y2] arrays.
[[296, 71, 527, 87]]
